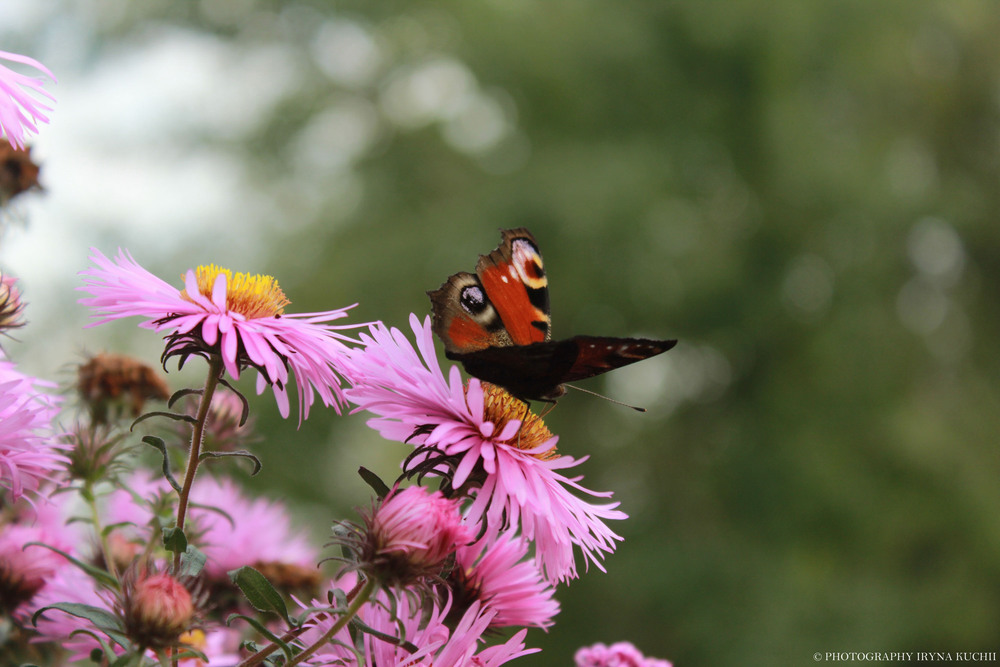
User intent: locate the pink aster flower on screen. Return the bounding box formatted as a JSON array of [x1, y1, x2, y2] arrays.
[[106, 470, 317, 583], [575, 641, 672, 667], [344, 314, 627, 583], [0, 496, 79, 615], [78, 248, 363, 421], [0, 355, 66, 502], [0, 50, 55, 149], [449, 534, 559, 630], [296, 580, 537, 667]]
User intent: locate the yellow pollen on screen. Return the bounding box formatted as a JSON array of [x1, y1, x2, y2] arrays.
[[480, 383, 558, 460], [183, 265, 290, 319]]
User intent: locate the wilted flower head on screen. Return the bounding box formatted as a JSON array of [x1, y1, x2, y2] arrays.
[[0, 140, 41, 202], [77, 352, 170, 423], [78, 248, 362, 421], [0, 50, 55, 150], [338, 485, 472, 588], [0, 274, 25, 334], [0, 355, 65, 502], [345, 315, 627, 583], [447, 534, 559, 630], [118, 563, 196, 649], [575, 641, 673, 667]]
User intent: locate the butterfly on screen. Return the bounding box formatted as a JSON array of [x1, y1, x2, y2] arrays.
[[428, 228, 676, 404]]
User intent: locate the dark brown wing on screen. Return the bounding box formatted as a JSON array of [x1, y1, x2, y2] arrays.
[[447, 335, 677, 402]]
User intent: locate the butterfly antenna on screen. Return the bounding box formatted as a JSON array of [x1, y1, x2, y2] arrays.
[[563, 383, 647, 412]]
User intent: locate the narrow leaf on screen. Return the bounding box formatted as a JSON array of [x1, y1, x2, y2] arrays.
[[199, 449, 262, 476], [350, 617, 417, 652], [140, 436, 182, 492], [218, 377, 251, 426], [33, 602, 123, 633], [131, 410, 198, 428], [168, 387, 203, 408], [24, 542, 117, 589], [229, 566, 290, 624], [357, 467, 391, 499]]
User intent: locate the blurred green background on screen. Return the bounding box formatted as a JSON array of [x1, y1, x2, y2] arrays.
[[5, 1, 1000, 665]]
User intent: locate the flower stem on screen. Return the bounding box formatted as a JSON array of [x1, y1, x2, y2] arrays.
[[172, 356, 224, 570], [83, 481, 118, 582]]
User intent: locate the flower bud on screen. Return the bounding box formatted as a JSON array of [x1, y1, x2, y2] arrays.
[[0, 274, 25, 334], [119, 566, 195, 648], [349, 486, 472, 588]]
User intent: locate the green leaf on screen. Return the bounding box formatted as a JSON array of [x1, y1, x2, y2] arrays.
[[178, 545, 207, 578], [162, 525, 188, 554], [357, 467, 391, 499], [33, 602, 123, 635], [218, 377, 251, 426], [350, 616, 417, 652], [24, 542, 118, 589], [131, 410, 198, 429], [228, 566, 291, 624], [140, 436, 182, 492], [199, 449, 262, 476], [168, 387, 203, 408]]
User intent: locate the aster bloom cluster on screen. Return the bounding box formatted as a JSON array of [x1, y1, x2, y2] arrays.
[[0, 48, 672, 667]]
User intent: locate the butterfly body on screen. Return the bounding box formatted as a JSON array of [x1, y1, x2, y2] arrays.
[[428, 228, 676, 403]]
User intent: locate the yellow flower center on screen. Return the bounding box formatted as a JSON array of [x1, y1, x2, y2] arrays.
[[480, 383, 558, 460], [183, 265, 290, 319]]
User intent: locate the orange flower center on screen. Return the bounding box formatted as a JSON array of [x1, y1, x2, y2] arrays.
[[183, 265, 290, 319], [480, 383, 558, 460]]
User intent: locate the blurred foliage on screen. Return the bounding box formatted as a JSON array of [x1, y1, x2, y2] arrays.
[[13, 0, 1000, 664]]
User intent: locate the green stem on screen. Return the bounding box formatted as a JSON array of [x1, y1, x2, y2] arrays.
[[241, 577, 377, 667], [172, 356, 224, 571], [83, 480, 119, 583]]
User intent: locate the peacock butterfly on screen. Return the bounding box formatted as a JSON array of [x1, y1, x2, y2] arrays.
[[428, 228, 676, 403]]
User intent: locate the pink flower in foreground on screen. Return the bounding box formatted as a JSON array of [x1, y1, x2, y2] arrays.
[[345, 314, 627, 583], [0, 355, 65, 502], [575, 641, 672, 667], [78, 248, 362, 421], [0, 50, 55, 149], [297, 581, 537, 667], [450, 534, 559, 630]]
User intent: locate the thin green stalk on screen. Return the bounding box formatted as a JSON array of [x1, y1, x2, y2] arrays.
[[83, 480, 119, 583], [172, 355, 224, 570]]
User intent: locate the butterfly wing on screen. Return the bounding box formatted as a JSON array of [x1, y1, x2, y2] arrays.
[[448, 335, 677, 402], [428, 228, 550, 354]]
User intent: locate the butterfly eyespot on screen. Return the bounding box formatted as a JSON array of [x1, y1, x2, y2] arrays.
[[459, 285, 489, 315]]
